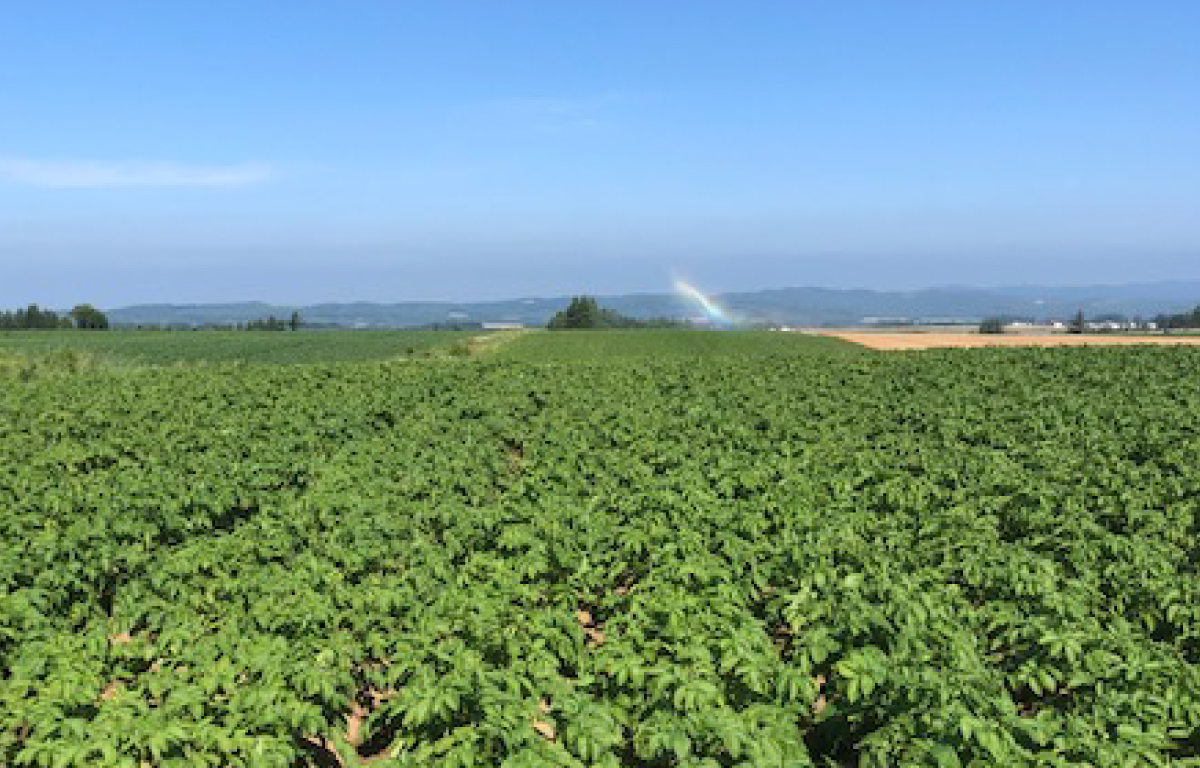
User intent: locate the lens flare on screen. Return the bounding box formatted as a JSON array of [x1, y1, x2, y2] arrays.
[[672, 279, 733, 326]]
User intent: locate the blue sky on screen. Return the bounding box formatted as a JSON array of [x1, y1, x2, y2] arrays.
[[3, 1, 1199, 306]]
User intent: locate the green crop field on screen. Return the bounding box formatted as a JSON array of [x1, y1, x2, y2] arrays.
[[496, 329, 863, 362], [0, 329, 476, 366], [2, 332, 1198, 767]]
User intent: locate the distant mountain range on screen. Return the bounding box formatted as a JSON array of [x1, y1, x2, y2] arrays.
[[106, 281, 1200, 328]]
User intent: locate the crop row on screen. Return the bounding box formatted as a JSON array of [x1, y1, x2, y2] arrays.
[[0, 329, 475, 366]]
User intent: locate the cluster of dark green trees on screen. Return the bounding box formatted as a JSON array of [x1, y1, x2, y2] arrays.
[[244, 312, 302, 331], [978, 317, 1005, 334], [547, 296, 681, 329], [0, 304, 109, 330], [1156, 305, 1200, 330]]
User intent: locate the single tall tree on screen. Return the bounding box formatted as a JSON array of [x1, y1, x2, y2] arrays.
[[1068, 310, 1086, 335]]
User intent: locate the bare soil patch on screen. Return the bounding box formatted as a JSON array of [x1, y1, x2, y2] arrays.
[[826, 333, 1200, 351]]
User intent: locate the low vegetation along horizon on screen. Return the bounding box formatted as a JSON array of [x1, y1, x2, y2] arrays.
[[0, 329, 480, 370], [1, 327, 1198, 766]]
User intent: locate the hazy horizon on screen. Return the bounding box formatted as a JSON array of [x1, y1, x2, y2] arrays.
[[4, 1, 1199, 307], [13, 274, 1200, 314]]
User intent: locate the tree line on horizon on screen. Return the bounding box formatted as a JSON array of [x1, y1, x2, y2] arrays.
[[0, 304, 109, 330], [978, 306, 1200, 334], [0, 306, 310, 332], [184, 311, 304, 331], [1155, 305, 1200, 330]]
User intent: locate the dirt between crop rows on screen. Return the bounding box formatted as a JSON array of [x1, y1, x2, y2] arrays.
[[826, 333, 1200, 351]]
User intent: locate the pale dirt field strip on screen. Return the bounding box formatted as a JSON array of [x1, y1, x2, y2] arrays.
[[823, 333, 1200, 351]]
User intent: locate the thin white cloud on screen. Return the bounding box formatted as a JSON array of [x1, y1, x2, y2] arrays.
[[0, 156, 273, 188]]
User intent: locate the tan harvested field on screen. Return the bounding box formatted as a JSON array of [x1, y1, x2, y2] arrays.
[[825, 332, 1200, 350]]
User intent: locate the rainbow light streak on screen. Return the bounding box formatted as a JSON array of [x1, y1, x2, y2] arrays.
[[673, 279, 733, 326]]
